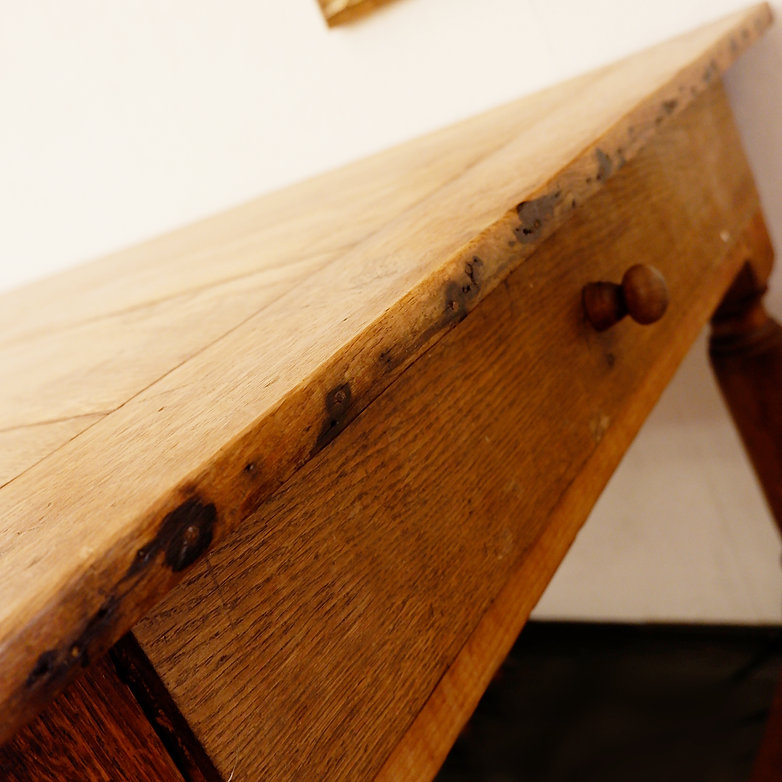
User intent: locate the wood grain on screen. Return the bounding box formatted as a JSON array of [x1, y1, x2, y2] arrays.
[[0, 414, 105, 487], [0, 655, 182, 782], [134, 82, 761, 781], [109, 634, 222, 782], [0, 4, 771, 742]]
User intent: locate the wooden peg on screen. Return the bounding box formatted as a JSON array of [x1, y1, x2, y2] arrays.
[[583, 264, 669, 331]]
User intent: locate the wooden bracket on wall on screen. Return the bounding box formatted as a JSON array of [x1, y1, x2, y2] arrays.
[[317, 0, 398, 27]]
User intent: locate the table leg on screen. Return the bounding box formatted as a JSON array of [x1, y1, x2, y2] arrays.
[[710, 215, 782, 781], [709, 215, 782, 530]]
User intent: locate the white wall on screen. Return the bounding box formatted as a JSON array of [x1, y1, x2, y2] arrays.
[[3, 0, 781, 623]]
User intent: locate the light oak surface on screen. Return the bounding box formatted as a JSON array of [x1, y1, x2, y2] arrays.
[[0, 0, 771, 750], [136, 82, 763, 780]]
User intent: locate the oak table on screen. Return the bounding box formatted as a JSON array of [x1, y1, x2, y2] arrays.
[[1, 5, 780, 779]]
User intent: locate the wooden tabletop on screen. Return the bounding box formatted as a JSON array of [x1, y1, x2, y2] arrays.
[[0, 2, 772, 745]]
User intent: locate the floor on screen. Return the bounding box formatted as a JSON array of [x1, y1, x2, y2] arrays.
[[438, 622, 782, 782]]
